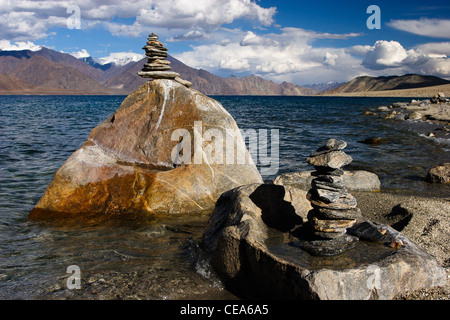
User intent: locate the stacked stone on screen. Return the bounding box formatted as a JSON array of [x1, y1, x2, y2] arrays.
[[138, 33, 191, 87], [303, 139, 362, 255]]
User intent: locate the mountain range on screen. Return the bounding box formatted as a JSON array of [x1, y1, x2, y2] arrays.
[[0, 46, 449, 96], [322, 74, 450, 95], [0, 47, 316, 95]]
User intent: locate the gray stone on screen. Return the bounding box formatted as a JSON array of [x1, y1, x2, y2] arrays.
[[378, 106, 390, 112], [310, 187, 346, 204], [142, 63, 172, 71], [309, 214, 357, 233], [138, 71, 180, 79], [408, 111, 423, 120], [392, 102, 407, 108], [326, 138, 347, 150], [306, 151, 353, 169], [311, 179, 346, 192], [294, 234, 358, 256], [315, 207, 362, 220], [174, 77, 193, 88], [145, 48, 168, 56], [202, 184, 447, 299], [313, 167, 345, 176], [272, 170, 381, 192], [309, 139, 347, 157], [426, 163, 450, 184], [308, 192, 358, 210], [144, 44, 168, 51]]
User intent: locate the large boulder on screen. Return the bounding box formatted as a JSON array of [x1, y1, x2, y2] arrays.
[[202, 184, 446, 300], [271, 170, 381, 192], [29, 80, 263, 219]]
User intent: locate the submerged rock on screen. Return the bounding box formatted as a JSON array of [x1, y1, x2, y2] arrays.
[[425, 163, 450, 184], [29, 79, 263, 220]]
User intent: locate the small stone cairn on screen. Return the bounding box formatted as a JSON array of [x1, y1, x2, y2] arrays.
[[302, 139, 362, 256], [138, 33, 192, 88]]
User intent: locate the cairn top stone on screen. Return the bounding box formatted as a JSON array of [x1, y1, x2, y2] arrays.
[[148, 33, 159, 40], [309, 139, 347, 157]]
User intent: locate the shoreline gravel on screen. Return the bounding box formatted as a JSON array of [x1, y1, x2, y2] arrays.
[[353, 190, 449, 300]]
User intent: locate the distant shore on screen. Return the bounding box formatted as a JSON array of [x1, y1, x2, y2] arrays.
[[319, 84, 450, 98], [2, 83, 450, 97]]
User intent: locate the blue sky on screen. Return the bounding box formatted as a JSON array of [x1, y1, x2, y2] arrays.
[[0, 0, 449, 85]]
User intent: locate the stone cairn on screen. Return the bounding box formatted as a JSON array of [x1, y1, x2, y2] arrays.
[[301, 139, 362, 256], [138, 33, 192, 88]]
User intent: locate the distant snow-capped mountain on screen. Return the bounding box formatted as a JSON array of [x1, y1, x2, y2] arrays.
[[303, 81, 345, 92], [71, 49, 144, 68], [96, 52, 144, 67]]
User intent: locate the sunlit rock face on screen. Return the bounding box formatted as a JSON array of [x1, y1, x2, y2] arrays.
[[29, 79, 262, 220]]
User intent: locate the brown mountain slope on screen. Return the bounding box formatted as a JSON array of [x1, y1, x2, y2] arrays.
[[102, 59, 147, 92], [323, 74, 450, 94], [34, 47, 106, 82], [0, 73, 36, 91], [7, 55, 116, 93], [0, 48, 106, 82]]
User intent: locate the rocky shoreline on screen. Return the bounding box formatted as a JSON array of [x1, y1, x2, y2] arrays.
[[365, 92, 450, 140], [277, 170, 449, 300], [352, 190, 449, 300], [201, 170, 449, 299], [363, 93, 450, 188]]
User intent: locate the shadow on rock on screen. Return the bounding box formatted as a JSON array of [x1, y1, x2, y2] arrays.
[[249, 184, 302, 232]]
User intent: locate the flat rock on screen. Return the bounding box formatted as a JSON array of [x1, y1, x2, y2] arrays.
[[294, 234, 358, 256], [308, 192, 358, 210], [29, 80, 263, 220], [315, 207, 362, 220], [306, 151, 352, 169], [202, 184, 447, 299], [272, 170, 381, 192], [310, 215, 357, 233], [142, 63, 172, 71], [309, 139, 347, 156], [174, 77, 193, 88], [310, 187, 346, 204], [138, 71, 180, 79]]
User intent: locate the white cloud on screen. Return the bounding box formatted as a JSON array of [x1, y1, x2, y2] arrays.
[[168, 30, 209, 42], [70, 48, 90, 58], [0, 0, 277, 41], [136, 0, 276, 31], [0, 39, 42, 51], [362, 40, 410, 69], [414, 42, 450, 57], [324, 52, 339, 66], [388, 18, 450, 39], [358, 40, 450, 78], [103, 21, 143, 37], [174, 28, 364, 84], [220, 56, 250, 70]]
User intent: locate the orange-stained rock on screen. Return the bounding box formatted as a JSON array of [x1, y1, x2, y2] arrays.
[[29, 79, 263, 220]]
